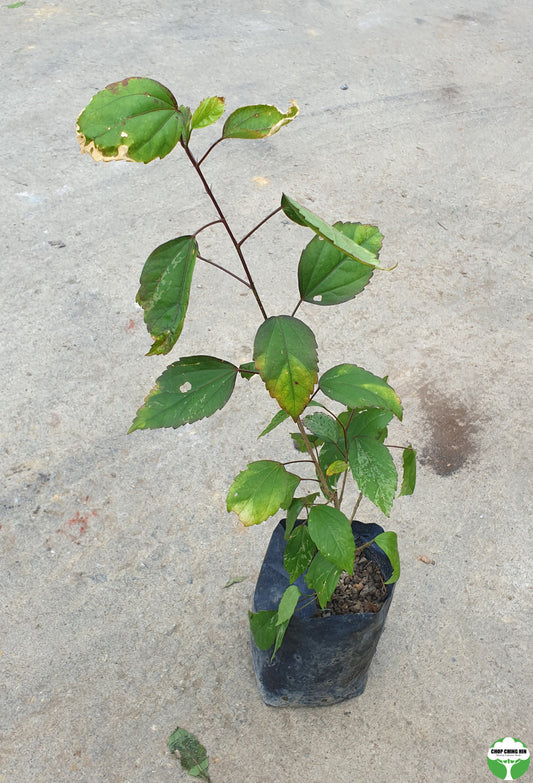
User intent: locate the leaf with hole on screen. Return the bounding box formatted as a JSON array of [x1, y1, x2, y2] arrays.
[[254, 316, 318, 419], [348, 438, 398, 516], [298, 223, 381, 305], [372, 531, 400, 584], [226, 460, 300, 526], [320, 364, 403, 420], [136, 236, 198, 355], [77, 77, 186, 163], [168, 727, 210, 781], [191, 96, 225, 129], [282, 194, 395, 270], [129, 356, 237, 432], [223, 102, 299, 139], [308, 506, 355, 573]]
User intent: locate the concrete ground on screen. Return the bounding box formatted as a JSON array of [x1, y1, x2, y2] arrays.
[[1, 1, 531, 781]]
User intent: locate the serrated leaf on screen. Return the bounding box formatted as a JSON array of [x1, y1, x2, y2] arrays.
[[226, 460, 300, 526], [284, 524, 316, 581], [129, 356, 237, 432], [168, 727, 210, 781], [373, 531, 400, 584], [238, 361, 257, 380], [298, 223, 380, 305], [303, 412, 340, 443], [223, 101, 299, 139], [281, 194, 395, 270], [249, 609, 278, 649], [400, 447, 417, 496], [258, 408, 290, 437], [348, 438, 398, 516], [276, 584, 301, 625], [345, 408, 393, 446], [319, 364, 403, 420], [76, 77, 185, 163], [305, 552, 342, 609], [308, 506, 355, 573], [326, 460, 349, 476], [191, 96, 225, 129], [253, 316, 318, 419], [136, 236, 198, 355]]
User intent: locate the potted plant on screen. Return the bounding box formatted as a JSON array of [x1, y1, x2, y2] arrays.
[[76, 78, 416, 707]]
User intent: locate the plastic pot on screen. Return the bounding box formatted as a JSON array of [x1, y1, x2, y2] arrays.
[[251, 519, 396, 707]]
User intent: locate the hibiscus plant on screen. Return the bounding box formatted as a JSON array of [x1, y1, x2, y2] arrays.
[[76, 77, 416, 655]]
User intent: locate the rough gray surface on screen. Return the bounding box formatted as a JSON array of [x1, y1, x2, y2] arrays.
[[1, 1, 531, 781]]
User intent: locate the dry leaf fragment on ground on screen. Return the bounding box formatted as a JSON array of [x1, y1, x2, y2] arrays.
[[418, 555, 436, 565]]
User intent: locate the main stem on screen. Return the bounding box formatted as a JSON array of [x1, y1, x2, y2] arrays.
[[296, 417, 338, 506], [181, 142, 268, 320]]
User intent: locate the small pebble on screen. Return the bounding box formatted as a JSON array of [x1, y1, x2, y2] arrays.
[[340, 83, 349, 90]]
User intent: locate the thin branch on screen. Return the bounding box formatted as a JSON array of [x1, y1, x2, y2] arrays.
[[283, 459, 314, 466], [338, 468, 348, 507], [349, 492, 363, 523], [238, 206, 283, 246], [194, 219, 223, 237], [291, 298, 303, 318], [197, 136, 225, 167], [181, 141, 268, 320], [197, 255, 250, 288], [296, 417, 336, 503]]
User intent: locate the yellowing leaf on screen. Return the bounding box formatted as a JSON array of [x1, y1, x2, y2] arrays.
[[253, 316, 318, 419]]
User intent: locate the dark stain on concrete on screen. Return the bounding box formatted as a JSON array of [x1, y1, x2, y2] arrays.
[[418, 385, 480, 476]]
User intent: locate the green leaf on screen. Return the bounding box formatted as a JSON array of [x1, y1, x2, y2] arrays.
[[326, 460, 349, 477], [178, 104, 192, 145], [284, 524, 316, 581], [318, 441, 346, 490], [136, 236, 198, 356], [129, 356, 237, 432], [291, 432, 323, 453], [249, 610, 278, 650], [8, 2, 25, 7], [303, 412, 340, 443], [400, 446, 417, 496], [277, 584, 301, 625], [284, 492, 319, 538], [191, 96, 225, 129], [226, 460, 300, 526], [298, 223, 380, 305], [348, 438, 398, 516], [272, 619, 290, 659], [222, 101, 299, 139], [281, 194, 395, 270], [253, 316, 318, 419], [76, 77, 185, 163], [238, 361, 257, 380], [372, 531, 400, 584], [168, 727, 210, 781], [345, 408, 393, 446], [305, 552, 342, 610], [308, 506, 355, 573], [258, 408, 290, 437], [319, 364, 403, 420]]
